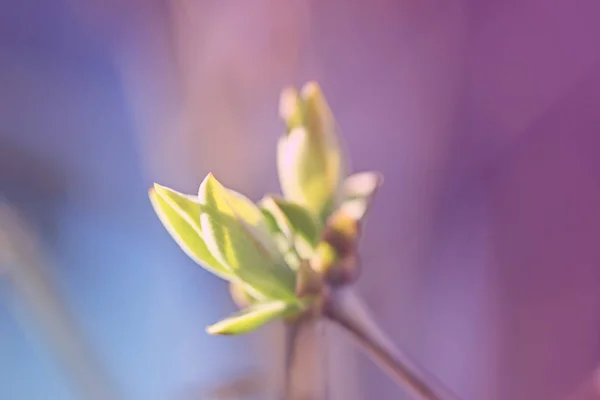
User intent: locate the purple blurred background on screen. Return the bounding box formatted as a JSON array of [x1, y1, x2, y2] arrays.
[[2, 0, 600, 399]]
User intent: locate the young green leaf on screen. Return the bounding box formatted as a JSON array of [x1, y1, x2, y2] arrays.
[[277, 82, 347, 220], [206, 300, 300, 335], [260, 207, 300, 269], [149, 185, 232, 280], [198, 173, 296, 300], [259, 196, 320, 259]]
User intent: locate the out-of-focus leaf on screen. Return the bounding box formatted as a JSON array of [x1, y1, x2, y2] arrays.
[[206, 300, 299, 335], [270, 197, 320, 245], [260, 207, 300, 269], [343, 171, 383, 199], [279, 87, 304, 132], [198, 173, 295, 300], [229, 281, 257, 309], [224, 189, 280, 257], [277, 128, 321, 208], [149, 185, 232, 280], [277, 82, 347, 220], [260, 196, 320, 259], [340, 171, 383, 222]]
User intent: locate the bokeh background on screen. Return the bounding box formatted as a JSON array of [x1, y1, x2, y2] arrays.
[[2, 0, 600, 399]]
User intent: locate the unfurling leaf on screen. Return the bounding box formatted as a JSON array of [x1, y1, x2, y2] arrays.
[[206, 300, 301, 335], [340, 171, 383, 222], [198, 173, 296, 301], [149, 81, 384, 339], [277, 82, 347, 220], [149, 184, 232, 280]]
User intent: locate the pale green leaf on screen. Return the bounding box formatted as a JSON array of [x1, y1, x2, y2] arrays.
[[260, 208, 295, 255], [277, 128, 320, 207], [198, 174, 295, 300], [259, 196, 320, 260], [149, 185, 232, 280], [260, 206, 301, 270], [226, 189, 280, 258], [207, 300, 299, 335], [276, 82, 347, 219], [301, 82, 347, 214], [269, 198, 320, 246]]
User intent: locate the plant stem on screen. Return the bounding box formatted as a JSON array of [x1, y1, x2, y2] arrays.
[[324, 288, 461, 400], [282, 317, 328, 400]]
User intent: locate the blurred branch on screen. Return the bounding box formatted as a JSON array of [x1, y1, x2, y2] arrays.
[[563, 368, 600, 400], [283, 318, 328, 400], [280, 287, 461, 400], [0, 140, 68, 201], [325, 288, 461, 400], [0, 203, 121, 400]]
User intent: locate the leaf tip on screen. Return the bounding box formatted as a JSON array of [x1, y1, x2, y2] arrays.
[[152, 183, 174, 200], [148, 186, 161, 209], [199, 172, 220, 202], [301, 81, 322, 98], [279, 86, 301, 122], [205, 324, 228, 336], [200, 172, 220, 188]]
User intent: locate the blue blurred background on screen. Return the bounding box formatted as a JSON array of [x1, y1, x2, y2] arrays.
[[3, 1, 600, 399]]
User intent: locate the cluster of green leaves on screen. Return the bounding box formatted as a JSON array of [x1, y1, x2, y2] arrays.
[[149, 82, 382, 336]]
